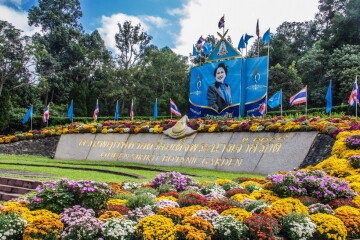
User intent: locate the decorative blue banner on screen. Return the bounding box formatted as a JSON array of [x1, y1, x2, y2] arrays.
[[244, 56, 268, 117]]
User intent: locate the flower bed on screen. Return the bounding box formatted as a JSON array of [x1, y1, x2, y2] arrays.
[[1, 115, 360, 144], [2, 116, 360, 239]]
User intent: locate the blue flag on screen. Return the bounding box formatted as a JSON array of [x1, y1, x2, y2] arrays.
[[244, 33, 253, 45], [203, 42, 212, 55], [22, 105, 33, 124], [238, 35, 245, 50], [153, 99, 158, 120], [325, 82, 332, 113], [67, 101, 74, 122], [115, 100, 120, 121], [262, 28, 272, 44], [192, 45, 198, 59], [268, 90, 282, 108]]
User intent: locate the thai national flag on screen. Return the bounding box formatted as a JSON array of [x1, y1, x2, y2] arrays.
[[218, 16, 225, 29], [42, 104, 50, 123], [196, 36, 206, 48], [348, 80, 359, 106], [290, 87, 307, 106], [130, 99, 134, 121], [259, 97, 266, 115], [170, 98, 181, 117], [93, 101, 99, 121]]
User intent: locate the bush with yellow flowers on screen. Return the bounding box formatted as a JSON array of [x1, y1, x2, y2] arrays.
[[157, 207, 186, 224], [23, 216, 64, 240], [136, 215, 176, 240], [220, 208, 252, 220], [230, 193, 256, 202], [22, 209, 60, 223], [261, 198, 308, 219], [98, 210, 123, 221], [310, 213, 347, 240]]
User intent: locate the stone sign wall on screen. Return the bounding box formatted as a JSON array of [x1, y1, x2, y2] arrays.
[[55, 132, 319, 175]]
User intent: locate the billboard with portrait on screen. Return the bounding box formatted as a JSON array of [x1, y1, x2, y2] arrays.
[[189, 58, 242, 118], [189, 56, 268, 118]]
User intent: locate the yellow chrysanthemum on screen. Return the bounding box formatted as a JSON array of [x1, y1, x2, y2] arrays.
[[310, 213, 347, 240], [221, 208, 252, 220], [98, 211, 124, 221], [106, 199, 128, 206], [136, 215, 176, 240], [230, 193, 256, 202], [156, 196, 177, 201], [250, 189, 278, 199], [215, 179, 233, 185], [240, 181, 263, 188]]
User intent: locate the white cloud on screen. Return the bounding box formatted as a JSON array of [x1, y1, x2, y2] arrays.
[[172, 0, 319, 56], [167, 7, 187, 16], [97, 13, 168, 54], [0, 4, 40, 36], [142, 15, 167, 28]]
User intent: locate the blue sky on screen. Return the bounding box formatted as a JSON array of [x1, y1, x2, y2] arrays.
[[0, 0, 319, 56]]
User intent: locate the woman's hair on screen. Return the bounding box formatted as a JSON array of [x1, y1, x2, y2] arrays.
[[213, 62, 228, 76]]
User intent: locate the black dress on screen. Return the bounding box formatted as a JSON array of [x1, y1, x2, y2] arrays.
[[207, 82, 232, 112]]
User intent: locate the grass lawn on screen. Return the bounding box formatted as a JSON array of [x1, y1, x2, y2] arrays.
[[0, 155, 265, 183]]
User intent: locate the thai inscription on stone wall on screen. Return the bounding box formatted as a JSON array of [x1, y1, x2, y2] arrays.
[[55, 132, 319, 174], [77, 134, 288, 168]]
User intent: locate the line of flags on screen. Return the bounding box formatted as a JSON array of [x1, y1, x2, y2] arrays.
[[20, 78, 360, 124], [262, 77, 359, 117], [21, 98, 183, 126]]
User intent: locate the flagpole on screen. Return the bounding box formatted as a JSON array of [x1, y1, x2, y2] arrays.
[[155, 98, 157, 120], [46, 104, 49, 128], [356, 76, 358, 120], [115, 100, 118, 121], [280, 89, 283, 116], [96, 99, 98, 122], [71, 100, 73, 124], [329, 81, 332, 117], [170, 98, 173, 119], [266, 40, 270, 116], [223, 14, 225, 35], [305, 85, 308, 116], [257, 19, 260, 57], [30, 105, 33, 131]]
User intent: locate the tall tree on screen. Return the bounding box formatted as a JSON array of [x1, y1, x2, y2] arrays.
[[28, 0, 82, 32], [297, 43, 329, 107], [137, 46, 189, 116], [114, 21, 152, 114], [324, 44, 360, 105], [0, 21, 32, 97], [115, 21, 152, 70], [269, 21, 318, 67]]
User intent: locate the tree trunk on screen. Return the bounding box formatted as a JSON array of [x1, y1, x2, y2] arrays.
[[44, 91, 49, 106]]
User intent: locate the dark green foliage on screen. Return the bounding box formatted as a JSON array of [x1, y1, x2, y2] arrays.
[[0, 89, 12, 132]]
